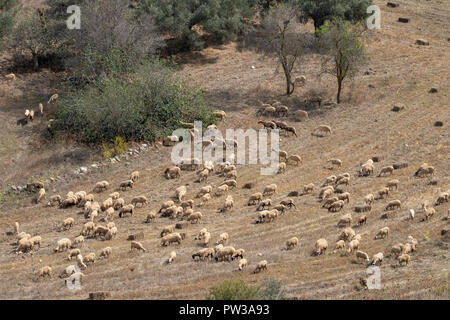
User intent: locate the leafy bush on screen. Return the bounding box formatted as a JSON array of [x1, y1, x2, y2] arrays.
[[0, 0, 21, 46], [261, 278, 284, 300], [101, 136, 128, 158], [206, 280, 262, 300], [139, 0, 258, 50], [53, 58, 215, 143]]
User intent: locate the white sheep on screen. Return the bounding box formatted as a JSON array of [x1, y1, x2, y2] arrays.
[[287, 155, 302, 166], [36, 188, 46, 203], [378, 166, 394, 177], [371, 252, 384, 265], [313, 125, 332, 136], [175, 186, 187, 202], [38, 266, 52, 278], [253, 260, 268, 273], [327, 159, 342, 168], [168, 251, 177, 264], [54, 238, 72, 252], [68, 248, 81, 260], [286, 237, 299, 250], [375, 227, 390, 239], [131, 195, 148, 207], [238, 258, 248, 271], [62, 217, 75, 230], [48, 93, 59, 104], [263, 184, 277, 196], [216, 233, 229, 245], [100, 247, 112, 258], [356, 250, 370, 263], [130, 241, 147, 252], [315, 239, 328, 255]]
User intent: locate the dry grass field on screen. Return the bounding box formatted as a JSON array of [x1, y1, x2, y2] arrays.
[[0, 0, 449, 299]]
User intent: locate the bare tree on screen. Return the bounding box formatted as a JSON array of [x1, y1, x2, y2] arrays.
[[244, 4, 315, 95]]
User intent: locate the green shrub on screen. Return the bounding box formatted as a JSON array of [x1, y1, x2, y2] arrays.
[[0, 0, 21, 46], [53, 57, 215, 143], [261, 278, 284, 300], [101, 136, 128, 158], [206, 280, 262, 300]]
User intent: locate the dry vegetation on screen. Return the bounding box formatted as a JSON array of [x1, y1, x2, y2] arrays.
[[0, 0, 449, 299]]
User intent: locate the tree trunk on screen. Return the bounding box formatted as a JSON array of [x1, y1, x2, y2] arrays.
[[337, 79, 342, 104], [32, 52, 39, 71]]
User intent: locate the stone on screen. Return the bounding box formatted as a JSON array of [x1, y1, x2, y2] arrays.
[[416, 39, 429, 46], [387, 2, 399, 8], [398, 17, 409, 23]]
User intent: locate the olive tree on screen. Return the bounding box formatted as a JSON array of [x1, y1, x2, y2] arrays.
[[318, 18, 368, 103]]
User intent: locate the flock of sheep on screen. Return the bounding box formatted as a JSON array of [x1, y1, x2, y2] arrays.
[[10, 98, 449, 293]]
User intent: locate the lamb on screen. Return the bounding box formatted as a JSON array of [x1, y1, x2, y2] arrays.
[[213, 110, 226, 120], [258, 120, 277, 130], [73, 235, 84, 247], [101, 198, 113, 211], [280, 199, 296, 209], [187, 211, 202, 224], [257, 199, 272, 211], [192, 248, 215, 261], [130, 241, 147, 252], [277, 162, 286, 174], [131, 195, 148, 207], [386, 179, 399, 190], [356, 250, 370, 263], [414, 163, 435, 177], [197, 185, 213, 198], [47, 194, 62, 207], [335, 240, 346, 250], [422, 202, 435, 220], [215, 184, 229, 196], [386, 199, 401, 210], [38, 266, 52, 278], [109, 192, 120, 200], [337, 213, 352, 227], [17, 238, 33, 253], [222, 195, 234, 212], [303, 183, 315, 194], [329, 200, 345, 212], [119, 204, 134, 218], [248, 192, 263, 205], [105, 227, 117, 240], [378, 166, 394, 177], [370, 252, 384, 266], [201, 193, 211, 204], [54, 238, 72, 252], [337, 192, 350, 203], [284, 126, 297, 137], [232, 248, 245, 260], [93, 225, 110, 238], [398, 253, 410, 266], [436, 192, 449, 205], [238, 258, 248, 271], [278, 150, 288, 161], [81, 222, 95, 236], [36, 188, 46, 203], [335, 176, 350, 186], [358, 215, 367, 225], [294, 110, 308, 122], [5, 73, 16, 81], [375, 227, 390, 239], [215, 246, 236, 262], [111, 198, 124, 211], [321, 188, 334, 200], [364, 193, 375, 205], [339, 227, 356, 241], [29, 236, 42, 249], [220, 179, 237, 189], [161, 232, 185, 246], [378, 187, 390, 199], [165, 166, 181, 179], [62, 217, 75, 230], [160, 225, 175, 238], [313, 125, 332, 136], [286, 237, 299, 250], [347, 239, 360, 254], [322, 197, 339, 209], [263, 184, 277, 196], [216, 233, 229, 245], [130, 171, 140, 182], [360, 163, 374, 176], [100, 247, 112, 258], [68, 249, 81, 260], [145, 211, 157, 223], [94, 181, 109, 193], [84, 252, 96, 265], [167, 251, 177, 264], [315, 239, 328, 255], [253, 260, 268, 274], [197, 168, 210, 182], [159, 200, 175, 213], [119, 180, 134, 191], [48, 93, 59, 104], [287, 155, 302, 166], [328, 159, 342, 168]]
